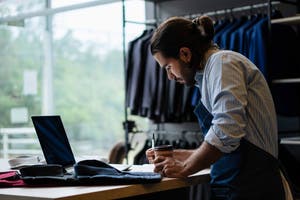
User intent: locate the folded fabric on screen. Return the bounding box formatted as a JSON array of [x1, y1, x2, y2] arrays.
[[0, 171, 26, 187], [19, 164, 76, 185], [74, 159, 162, 185], [18, 160, 162, 186]]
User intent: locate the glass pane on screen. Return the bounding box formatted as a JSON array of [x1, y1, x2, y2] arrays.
[[52, 1, 146, 158], [125, 0, 146, 23], [0, 16, 45, 156], [51, 0, 112, 8], [124, 1, 147, 47], [0, 0, 147, 162], [0, 0, 44, 18], [0, 17, 45, 126]]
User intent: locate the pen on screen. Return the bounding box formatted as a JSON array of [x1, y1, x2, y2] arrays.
[[152, 133, 155, 149]]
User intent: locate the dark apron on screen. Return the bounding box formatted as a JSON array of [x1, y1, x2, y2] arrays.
[[194, 100, 285, 200]]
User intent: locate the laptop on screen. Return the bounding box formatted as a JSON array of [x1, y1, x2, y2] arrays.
[[31, 115, 76, 170], [31, 115, 131, 172]]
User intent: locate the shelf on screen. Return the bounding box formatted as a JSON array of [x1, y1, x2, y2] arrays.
[[272, 78, 300, 84], [271, 15, 300, 25], [281, 137, 300, 145]]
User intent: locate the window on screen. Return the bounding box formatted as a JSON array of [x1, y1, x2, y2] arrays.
[[0, 0, 147, 162], [0, 0, 44, 17]]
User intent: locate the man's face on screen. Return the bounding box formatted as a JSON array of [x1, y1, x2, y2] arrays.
[[153, 51, 196, 86]]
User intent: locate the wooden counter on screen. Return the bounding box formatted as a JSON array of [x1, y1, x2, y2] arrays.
[[0, 160, 210, 200]]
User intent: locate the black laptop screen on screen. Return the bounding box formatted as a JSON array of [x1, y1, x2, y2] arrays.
[[31, 115, 76, 167]]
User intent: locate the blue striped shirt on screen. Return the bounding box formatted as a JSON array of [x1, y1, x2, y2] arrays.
[[195, 50, 278, 157]]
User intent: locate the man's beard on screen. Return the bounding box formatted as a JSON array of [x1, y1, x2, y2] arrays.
[[178, 59, 196, 86]]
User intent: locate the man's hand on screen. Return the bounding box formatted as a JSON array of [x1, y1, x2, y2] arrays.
[[146, 147, 196, 177], [145, 141, 223, 178], [153, 156, 188, 178], [145, 148, 155, 164]]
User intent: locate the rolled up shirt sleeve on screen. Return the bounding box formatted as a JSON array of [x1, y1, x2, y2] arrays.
[[202, 53, 248, 153]]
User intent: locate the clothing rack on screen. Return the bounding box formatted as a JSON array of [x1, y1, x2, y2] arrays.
[[122, 0, 300, 164], [181, 0, 296, 83], [183, 1, 281, 20]]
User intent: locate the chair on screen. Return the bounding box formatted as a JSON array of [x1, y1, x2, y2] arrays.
[[108, 141, 126, 164]]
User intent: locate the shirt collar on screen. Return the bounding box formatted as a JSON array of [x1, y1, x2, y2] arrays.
[[194, 71, 204, 88]]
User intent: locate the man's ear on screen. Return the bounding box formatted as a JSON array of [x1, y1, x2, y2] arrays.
[[179, 47, 192, 63]]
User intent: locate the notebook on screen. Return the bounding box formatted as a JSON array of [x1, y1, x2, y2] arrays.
[[31, 115, 131, 171]]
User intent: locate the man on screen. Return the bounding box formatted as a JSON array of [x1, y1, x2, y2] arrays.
[[146, 16, 285, 200]]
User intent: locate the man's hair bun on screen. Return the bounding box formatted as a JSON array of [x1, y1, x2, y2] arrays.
[[192, 15, 214, 41]]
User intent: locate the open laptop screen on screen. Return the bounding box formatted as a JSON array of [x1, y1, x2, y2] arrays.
[[31, 115, 76, 168]]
